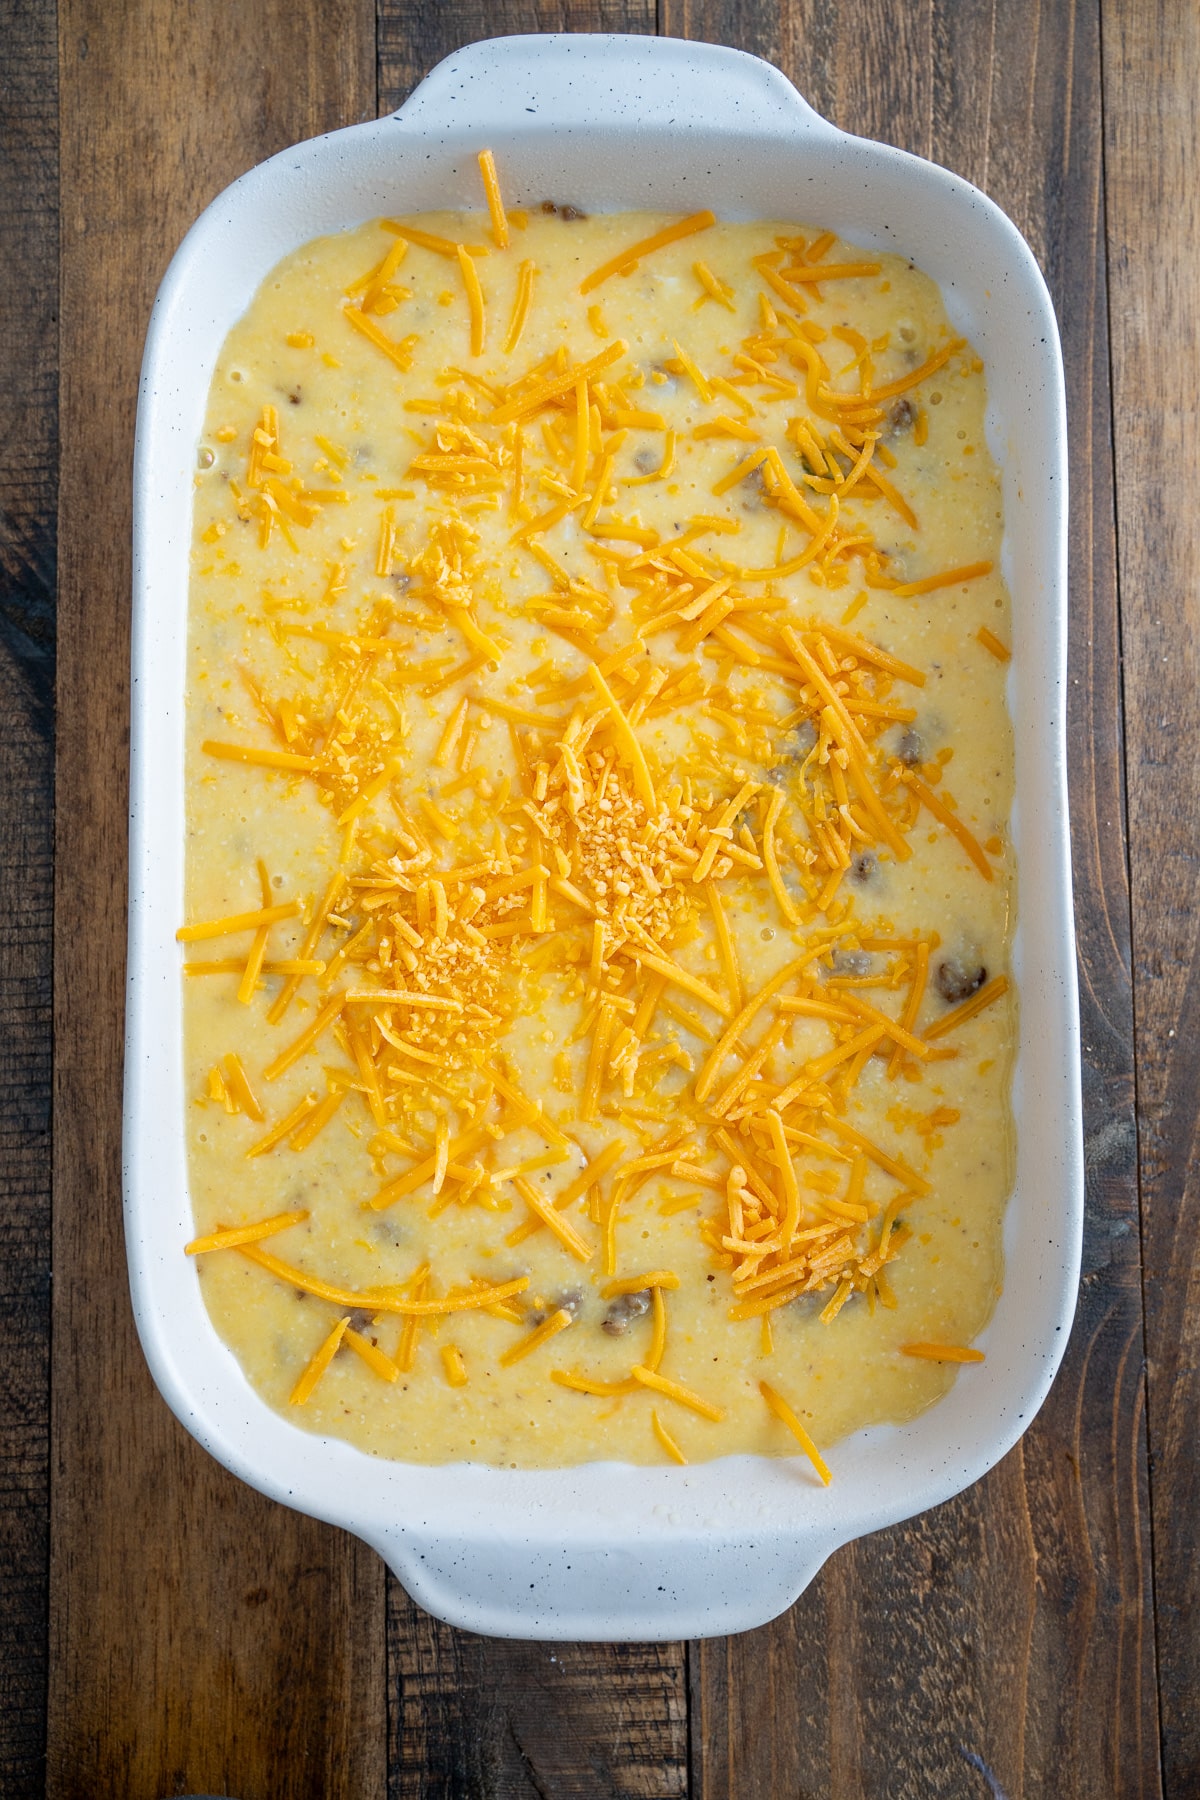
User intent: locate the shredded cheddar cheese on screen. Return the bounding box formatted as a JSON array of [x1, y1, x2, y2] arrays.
[[457, 244, 487, 357], [499, 1306, 574, 1365], [759, 1378, 832, 1484], [976, 624, 1011, 662], [477, 149, 509, 251], [346, 1327, 400, 1382], [290, 1315, 350, 1405], [186, 1209, 309, 1255], [183, 182, 1011, 1470], [630, 1365, 725, 1422], [652, 1409, 687, 1464], [900, 1342, 986, 1363], [580, 211, 716, 294]]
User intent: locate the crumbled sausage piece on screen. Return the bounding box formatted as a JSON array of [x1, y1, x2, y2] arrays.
[[936, 957, 987, 1003], [887, 397, 914, 436], [529, 1288, 584, 1327], [896, 727, 926, 766], [850, 851, 878, 884], [601, 1290, 651, 1335], [768, 720, 818, 784], [832, 949, 872, 977], [738, 462, 768, 506]]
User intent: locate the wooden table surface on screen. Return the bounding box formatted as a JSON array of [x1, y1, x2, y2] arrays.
[[1, 0, 1191, 1793]]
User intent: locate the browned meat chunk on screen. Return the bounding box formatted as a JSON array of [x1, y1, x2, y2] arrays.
[[936, 957, 987, 1003], [832, 949, 872, 977], [601, 1290, 651, 1335], [768, 720, 818, 784], [530, 1288, 584, 1326], [896, 727, 926, 766]]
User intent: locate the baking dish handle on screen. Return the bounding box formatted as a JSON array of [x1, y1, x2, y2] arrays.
[[369, 1523, 840, 1643], [394, 34, 837, 142]]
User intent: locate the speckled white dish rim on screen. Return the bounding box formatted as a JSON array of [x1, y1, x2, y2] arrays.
[[127, 32, 1081, 1642]]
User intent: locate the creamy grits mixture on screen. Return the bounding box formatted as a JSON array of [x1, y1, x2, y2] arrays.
[[182, 175, 1015, 1472]]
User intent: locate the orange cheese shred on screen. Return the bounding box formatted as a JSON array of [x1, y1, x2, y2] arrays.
[[976, 624, 1011, 662], [477, 149, 509, 249], [262, 992, 346, 1081], [900, 1342, 986, 1363], [345, 1327, 401, 1383], [550, 1369, 638, 1398], [512, 1175, 594, 1262], [342, 303, 419, 371], [504, 260, 537, 356], [922, 974, 1010, 1042], [901, 769, 994, 880], [239, 1244, 530, 1316], [457, 243, 486, 356], [290, 1315, 351, 1405], [759, 1379, 832, 1484], [220, 1051, 264, 1121], [489, 341, 628, 425], [580, 211, 716, 294], [652, 1409, 688, 1464], [891, 559, 992, 598], [176, 901, 300, 943], [499, 1307, 574, 1366], [630, 1364, 725, 1422], [186, 1209, 309, 1256], [381, 219, 489, 258]]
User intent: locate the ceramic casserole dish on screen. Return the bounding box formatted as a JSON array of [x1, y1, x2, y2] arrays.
[[126, 32, 1082, 1642]]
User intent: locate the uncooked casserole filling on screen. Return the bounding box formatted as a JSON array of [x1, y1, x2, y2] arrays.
[[181, 161, 1014, 1472]]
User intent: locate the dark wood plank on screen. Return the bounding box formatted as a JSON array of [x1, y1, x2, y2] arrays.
[[0, 1, 57, 1794], [390, 1590, 688, 1798], [46, 5, 387, 1797], [663, 1, 1157, 1794], [378, 0, 655, 114], [1102, 0, 1200, 1789], [376, 15, 689, 1795]]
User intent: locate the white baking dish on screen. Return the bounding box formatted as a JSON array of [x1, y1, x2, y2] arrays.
[[126, 33, 1081, 1642]]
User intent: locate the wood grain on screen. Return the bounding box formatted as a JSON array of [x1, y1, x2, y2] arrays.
[[378, 0, 655, 116], [20, 0, 1175, 1791], [0, 1, 57, 1794], [666, 1, 1157, 1794], [390, 1589, 688, 1798], [46, 4, 386, 1797], [1103, 0, 1200, 1790], [376, 13, 689, 1797]]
